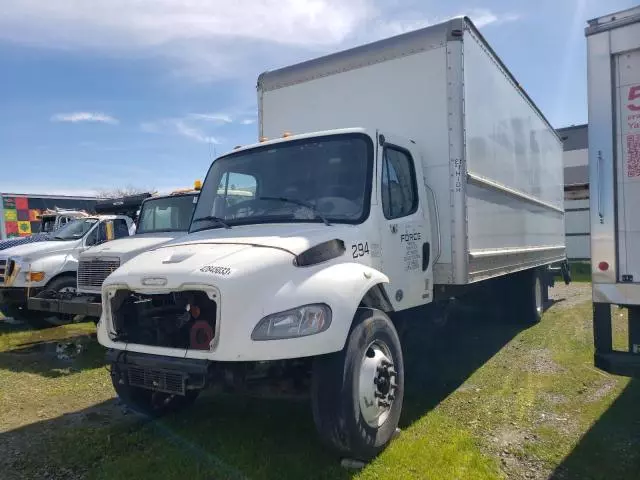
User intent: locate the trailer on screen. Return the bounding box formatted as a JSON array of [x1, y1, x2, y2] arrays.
[[97, 16, 567, 460], [586, 6, 640, 377], [0, 193, 98, 240]]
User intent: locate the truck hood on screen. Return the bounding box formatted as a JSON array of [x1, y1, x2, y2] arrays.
[[161, 223, 356, 256], [81, 232, 186, 259], [108, 223, 356, 284], [0, 239, 78, 259]]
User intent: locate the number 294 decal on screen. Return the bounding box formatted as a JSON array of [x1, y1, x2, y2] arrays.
[[352, 242, 370, 258]]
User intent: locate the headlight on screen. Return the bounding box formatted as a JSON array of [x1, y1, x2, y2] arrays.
[[251, 304, 332, 341]]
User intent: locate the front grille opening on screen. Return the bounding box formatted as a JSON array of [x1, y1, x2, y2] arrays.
[[78, 259, 120, 289], [127, 366, 186, 395], [110, 290, 216, 350]]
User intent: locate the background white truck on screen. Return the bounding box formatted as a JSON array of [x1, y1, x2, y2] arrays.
[[587, 6, 640, 377], [98, 16, 567, 460], [0, 214, 134, 326], [28, 187, 201, 321]]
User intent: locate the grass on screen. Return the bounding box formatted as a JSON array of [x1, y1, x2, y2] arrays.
[[569, 262, 592, 283], [1, 285, 638, 479]]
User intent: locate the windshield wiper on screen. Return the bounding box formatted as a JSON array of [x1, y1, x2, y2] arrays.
[[191, 215, 232, 231], [259, 196, 331, 226]]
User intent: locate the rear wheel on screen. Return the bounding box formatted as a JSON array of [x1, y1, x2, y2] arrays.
[[311, 308, 404, 461], [504, 269, 545, 325], [111, 367, 200, 417]]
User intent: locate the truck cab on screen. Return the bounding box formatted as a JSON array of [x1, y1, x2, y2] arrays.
[[0, 214, 133, 326], [40, 209, 89, 233]]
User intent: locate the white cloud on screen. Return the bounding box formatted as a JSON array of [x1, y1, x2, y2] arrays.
[[51, 112, 118, 124], [464, 9, 521, 28], [0, 0, 371, 49], [241, 119, 256, 125], [2, 2, 521, 81], [142, 116, 221, 144], [188, 113, 233, 124]]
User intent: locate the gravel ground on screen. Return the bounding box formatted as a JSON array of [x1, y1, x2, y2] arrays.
[[548, 282, 591, 310]]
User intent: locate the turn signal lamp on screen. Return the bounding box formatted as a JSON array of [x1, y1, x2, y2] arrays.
[[259, 136, 268, 143], [194, 180, 202, 191], [27, 272, 45, 282], [282, 131, 292, 138]]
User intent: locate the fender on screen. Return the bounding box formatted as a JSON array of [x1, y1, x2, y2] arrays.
[[14, 253, 78, 288], [266, 262, 390, 354]]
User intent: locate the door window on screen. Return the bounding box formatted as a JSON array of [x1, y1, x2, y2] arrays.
[[112, 219, 130, 238], [381, 147, 418, 219]]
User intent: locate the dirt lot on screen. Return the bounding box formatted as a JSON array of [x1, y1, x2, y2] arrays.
[[0, 282, 638, 480]]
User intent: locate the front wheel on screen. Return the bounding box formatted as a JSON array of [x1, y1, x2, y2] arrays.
[[40, 275, 81, 327], [311, 308, 404, 461]]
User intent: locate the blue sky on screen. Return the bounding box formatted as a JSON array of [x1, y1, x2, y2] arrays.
[[0, 0, 636, 196]]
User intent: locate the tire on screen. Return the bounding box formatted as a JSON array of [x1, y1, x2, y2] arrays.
[[505, 269, 544, 325], [39, 275, 79, 327], [111, 366, 200, 417], [311, 308, 404, 461]]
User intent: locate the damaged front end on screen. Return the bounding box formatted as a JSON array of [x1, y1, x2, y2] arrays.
[[107, 288, 219, 351]]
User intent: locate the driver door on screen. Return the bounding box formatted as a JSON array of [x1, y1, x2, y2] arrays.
[[377, 133, 433, 310]]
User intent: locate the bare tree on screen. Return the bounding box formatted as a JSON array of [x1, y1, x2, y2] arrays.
[[95, 185, 157, 199]]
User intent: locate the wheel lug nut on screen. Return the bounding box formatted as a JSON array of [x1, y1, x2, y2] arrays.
[[374, 391, 384, 398]]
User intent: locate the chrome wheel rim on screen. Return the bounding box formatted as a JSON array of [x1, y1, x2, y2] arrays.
[[358, 340, 397, 428], [535, 276, 543, 315]]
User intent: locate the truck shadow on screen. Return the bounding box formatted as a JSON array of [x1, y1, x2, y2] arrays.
[[549, 379, 640, 480], [0, 395, 352, 480], [398, 303, 524, 426]]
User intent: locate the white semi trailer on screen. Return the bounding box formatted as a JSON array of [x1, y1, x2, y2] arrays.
[[97, 16, 567, 460], [586, 6, 640, 377]]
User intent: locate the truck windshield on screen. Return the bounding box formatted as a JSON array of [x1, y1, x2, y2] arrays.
[[40, 216, 57, 233], [52, 218, 98, 241], [137, 194, 197, 234], [191, 134, 373, 232]]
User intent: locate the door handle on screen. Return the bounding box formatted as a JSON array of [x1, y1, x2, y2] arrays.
[[422, 242, 430, 271]]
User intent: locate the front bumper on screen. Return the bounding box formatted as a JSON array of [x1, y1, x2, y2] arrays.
[[28, 294, 102, 317], [107, 350, 209, 395], [0, 287, 43, 307]]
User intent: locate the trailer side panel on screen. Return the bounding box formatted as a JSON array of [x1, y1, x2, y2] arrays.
[[462, 27, 566, 282]]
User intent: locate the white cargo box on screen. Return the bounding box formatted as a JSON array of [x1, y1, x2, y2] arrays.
[[587, 5, 640, 304], [258, 17, 566, 285]]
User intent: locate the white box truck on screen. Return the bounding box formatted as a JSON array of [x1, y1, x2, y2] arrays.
[[587, 6, 640, 377], [97, 16, 566, 460]]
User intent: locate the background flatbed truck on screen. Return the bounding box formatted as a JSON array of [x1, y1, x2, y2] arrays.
[[98, 16, 567, 461], [587, 6, 640, 377]]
